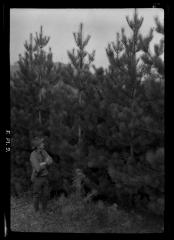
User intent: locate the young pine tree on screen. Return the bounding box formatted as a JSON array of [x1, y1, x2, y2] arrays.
[[106, 9, 146, 161], [14, 26, 57, 136], [106, 11, 164, 213], [67, 23, 95, 146]]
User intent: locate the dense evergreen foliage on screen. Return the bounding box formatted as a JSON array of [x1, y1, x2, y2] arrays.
[[10, 10, 164, 216]]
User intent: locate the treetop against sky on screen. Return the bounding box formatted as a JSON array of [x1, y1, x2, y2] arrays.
[[10, 8, 164, 68]]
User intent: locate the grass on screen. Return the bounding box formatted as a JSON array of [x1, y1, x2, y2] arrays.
[[10, 193, 164, 233]]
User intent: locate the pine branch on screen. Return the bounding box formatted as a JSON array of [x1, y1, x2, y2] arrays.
[[154, 16, 164, 35]]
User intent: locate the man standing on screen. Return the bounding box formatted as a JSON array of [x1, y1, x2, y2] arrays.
[[30, 136, 53, 212]]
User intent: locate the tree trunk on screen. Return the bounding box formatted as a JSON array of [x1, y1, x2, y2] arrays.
[[38, 73, 42, 125], [39, 110, 42, 125], [130, 142, 134, 161], [130, 27, 137, 161], [78, 91, 82, 144]]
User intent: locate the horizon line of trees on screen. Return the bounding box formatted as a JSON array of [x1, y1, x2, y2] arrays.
[[11, 9, 164, 216]]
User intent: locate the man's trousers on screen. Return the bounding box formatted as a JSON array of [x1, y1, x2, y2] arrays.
[[32, 175, 49, 212]]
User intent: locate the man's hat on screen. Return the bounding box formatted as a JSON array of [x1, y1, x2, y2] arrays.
[[31, 137, 44, 149]]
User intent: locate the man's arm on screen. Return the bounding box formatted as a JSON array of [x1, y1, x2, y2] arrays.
[[30, 152, 46, 173], [43, 150, 53, 165]]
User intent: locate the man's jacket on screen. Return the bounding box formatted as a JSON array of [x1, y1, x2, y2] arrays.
[[30, 149, 53, 182]]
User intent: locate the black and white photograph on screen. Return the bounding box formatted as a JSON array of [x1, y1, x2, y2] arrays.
[[9, 8, 164, 233]]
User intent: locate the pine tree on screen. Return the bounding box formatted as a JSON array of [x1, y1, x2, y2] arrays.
[[105, 10, 164, 213], [67, 23, 95, 145], [106, 9, 145, 160], [13, 26, 56, 136]]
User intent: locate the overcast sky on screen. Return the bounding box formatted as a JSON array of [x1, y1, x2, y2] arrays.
[[10, 8, 164, 68]]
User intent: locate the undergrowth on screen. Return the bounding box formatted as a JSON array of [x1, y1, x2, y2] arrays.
[[10, 193, 164, 233]]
